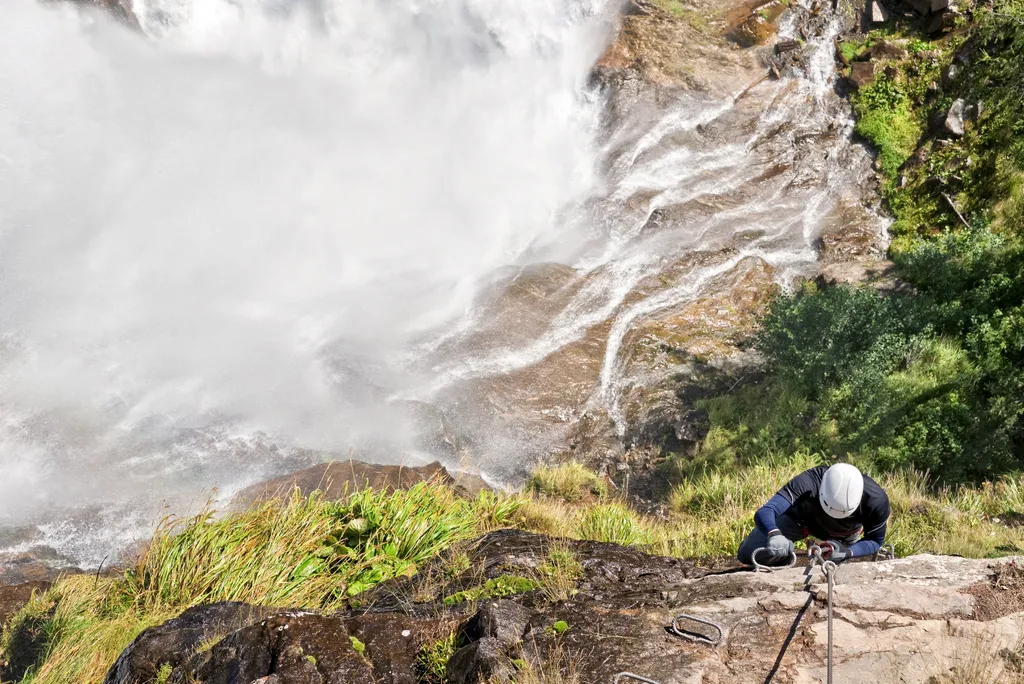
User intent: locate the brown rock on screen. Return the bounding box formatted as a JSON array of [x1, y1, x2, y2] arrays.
[[847, 61, 877, 90], [232, 459, 489, 508], [0, 581, 50, 631], [869, 39, 908, 60], [729, 14, 779, 47]]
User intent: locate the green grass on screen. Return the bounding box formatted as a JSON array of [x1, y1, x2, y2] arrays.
[[417, 632, 460, 684], [537, 546, 583, 603], [526, 462, 608, 502]]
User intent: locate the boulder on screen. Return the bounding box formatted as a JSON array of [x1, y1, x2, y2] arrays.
[[466, 600, 532, 647], [904, 0, 949, 14], [944, 98, 967, 138], [446, 638, 514, 684], [869, 0, 890, 23], [870, 39, 908, 60], [105, 603, 273, 684], [729, 15, 779, 47], [847, 61, 877, 90]]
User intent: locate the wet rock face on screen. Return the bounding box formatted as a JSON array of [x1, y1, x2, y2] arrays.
[[103, 531, 1024, 684], [592, 0, 764, 98]]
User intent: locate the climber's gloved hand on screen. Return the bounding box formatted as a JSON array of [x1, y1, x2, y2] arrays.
[[820, 540, 851, 563], [766, 530, 795, 561]]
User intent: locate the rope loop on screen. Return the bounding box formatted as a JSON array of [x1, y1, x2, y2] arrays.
[[668, 613, 724, 646], [751, 546, 797, 572]]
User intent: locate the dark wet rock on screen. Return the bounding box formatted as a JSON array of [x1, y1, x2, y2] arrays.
[[105, 603, 273, 684], [232, 459, 489, 508], [904, 0, 949, 13], [466, 600, 532, 647], [175, 610, 455, 684], [847, 61, 877, 90], [775, 38, 800, 54], [447, 638, 514, 684], [944, 98, 967, 138]]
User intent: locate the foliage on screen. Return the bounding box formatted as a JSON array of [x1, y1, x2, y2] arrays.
[[853, 76, 923, 178], [417, 633, 460, 684], [1, 485, 519, 684], [441, 575, 540, 606]]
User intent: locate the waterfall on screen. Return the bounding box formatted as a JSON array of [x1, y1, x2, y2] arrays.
[[0, 0, 882, 568]]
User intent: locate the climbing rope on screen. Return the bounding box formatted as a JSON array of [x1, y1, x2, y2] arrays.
[[807, 544, 837, 684], [668, 613, 724, 646], [823, 559, 836, 684], [751, 546, 798, 572]]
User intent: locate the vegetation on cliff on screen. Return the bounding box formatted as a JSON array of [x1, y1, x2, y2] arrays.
[[706, 0, 1024, 484]]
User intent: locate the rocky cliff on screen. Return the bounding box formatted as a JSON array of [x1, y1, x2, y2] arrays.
[[95, 530, 1024, 683]]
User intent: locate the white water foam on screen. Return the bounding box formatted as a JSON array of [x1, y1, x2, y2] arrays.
[[0, 0, 617, 565]]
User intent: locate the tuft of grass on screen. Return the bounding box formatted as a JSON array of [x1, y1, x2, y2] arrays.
[[494, 645, 581, 684], [576, 503, 647, 546], [537, 545, 583, 603], [155, 663, 173, 684], [526, 463, 608, 502], [417, 632, 460, 684]]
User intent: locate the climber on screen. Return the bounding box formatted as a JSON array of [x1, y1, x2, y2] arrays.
[[737, 463, 890, 567]]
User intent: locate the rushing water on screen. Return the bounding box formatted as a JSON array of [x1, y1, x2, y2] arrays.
[[0, 0, 881, 568]]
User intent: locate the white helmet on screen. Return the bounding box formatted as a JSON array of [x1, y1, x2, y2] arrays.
[[819, 463, 864, 519]]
